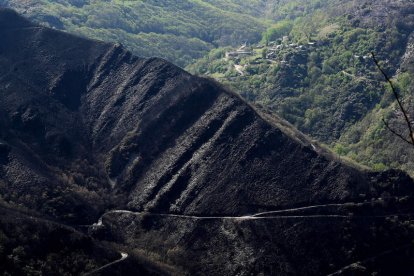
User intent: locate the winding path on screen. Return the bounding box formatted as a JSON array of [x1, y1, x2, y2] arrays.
[[94, 210, 412, 223], [250, 203, 350, 217], [86, 202, 414, 275], [83, 252, 128, 275], [91, 201, 414, 226], [234, 64, 245, 76]]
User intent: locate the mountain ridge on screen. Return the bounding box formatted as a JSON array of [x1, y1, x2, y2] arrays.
[[0, 6, 412, 219]]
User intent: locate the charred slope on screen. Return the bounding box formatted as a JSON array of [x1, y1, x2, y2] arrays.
[[0, 8, 412, 218], [0, 9, 414, 275]]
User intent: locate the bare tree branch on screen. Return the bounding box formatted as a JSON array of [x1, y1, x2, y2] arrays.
[[371, 52, 414, 146], [382, 118, 413, 145]]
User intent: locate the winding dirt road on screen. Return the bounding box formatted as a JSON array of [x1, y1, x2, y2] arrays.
[[86, 202, 414, 275], [83, 252, 128, 276], [92, 201, 413, 226]]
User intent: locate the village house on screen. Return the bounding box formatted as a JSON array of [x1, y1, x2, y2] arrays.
[[225, 42, 253, 59]]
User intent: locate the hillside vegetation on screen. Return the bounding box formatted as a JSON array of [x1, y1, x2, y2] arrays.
[[0, 0, 356, 67], [0, 0, 275, 67], [187, 0, 414, 175]]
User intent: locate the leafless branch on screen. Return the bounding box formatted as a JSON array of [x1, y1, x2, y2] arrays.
[[371, 52, 414, 146], [382, 118, 412, 145]]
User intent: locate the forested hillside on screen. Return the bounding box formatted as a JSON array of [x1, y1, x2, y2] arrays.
[[0, 0, 273, 67], [0, 0, 351, 67], [188, 0, 414, 175]]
